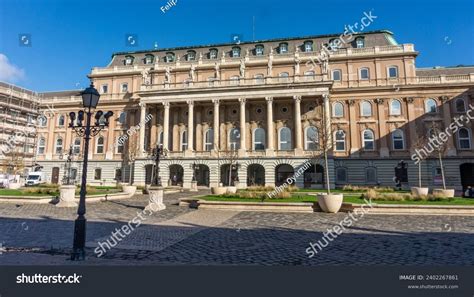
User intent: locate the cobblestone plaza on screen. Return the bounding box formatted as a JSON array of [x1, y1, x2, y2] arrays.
[[0, 191, 472, 265]]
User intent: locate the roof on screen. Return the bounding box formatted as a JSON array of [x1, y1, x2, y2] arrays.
[[40, 90, 82, 97], [416, 65, 474, 76], [111, 30, 395, 57]]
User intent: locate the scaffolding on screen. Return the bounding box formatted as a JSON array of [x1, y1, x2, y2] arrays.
[[0, 82, 40, 176]]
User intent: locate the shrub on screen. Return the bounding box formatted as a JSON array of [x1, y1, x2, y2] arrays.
[[275, 191, 291, 199], [342, 185, 394, 192], [247, 186, 275, 192], [362, 189, 378, 200], [286, 185, 299, 192]]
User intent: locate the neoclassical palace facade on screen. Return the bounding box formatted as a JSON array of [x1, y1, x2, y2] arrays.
[[27, 30, 474, 190]]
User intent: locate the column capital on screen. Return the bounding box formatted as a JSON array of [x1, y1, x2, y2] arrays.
[[238, 97, 246, 104], [439, 95, 450, 103], [293, 95, 302, 102], [346, 99, 355, 106], [374, 98, 385, 105], [265, 96, 273, 103], [186, 100, 194, 106], [139, 102, 147, 108], [162, 102, 170, 108], [404, 97, 415, 104], [322, 93, 330, 100], [212, 99, 220, 105]]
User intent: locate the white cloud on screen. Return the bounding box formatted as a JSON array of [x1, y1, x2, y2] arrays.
[[0, 54, 25, 83]]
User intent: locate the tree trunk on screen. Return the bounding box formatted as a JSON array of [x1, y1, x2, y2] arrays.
[[438, 151, 446, 190], [324, 150, 330, 194], [418, 161, 422, 188]]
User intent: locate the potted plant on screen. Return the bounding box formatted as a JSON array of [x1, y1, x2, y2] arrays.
[[314, 95, 343, 213]]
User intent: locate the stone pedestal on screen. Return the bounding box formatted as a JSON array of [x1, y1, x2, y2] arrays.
[[190, 181, 198, 192], [145, 189, 166, 211], [122, 185, 137, 195], [56, 185, 77, 208]]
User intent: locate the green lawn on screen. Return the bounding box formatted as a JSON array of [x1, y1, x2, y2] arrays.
[[0, 189, 53, 197], [199, 193, 474, 206], [0, 187, 121, 197]]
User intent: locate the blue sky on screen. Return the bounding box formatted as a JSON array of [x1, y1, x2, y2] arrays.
[[0, 0, 473, 92]]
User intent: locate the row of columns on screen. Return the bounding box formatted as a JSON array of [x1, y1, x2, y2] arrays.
[[137, 94, 329, 155]]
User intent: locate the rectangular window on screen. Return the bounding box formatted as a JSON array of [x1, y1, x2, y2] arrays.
[[332, 70, 342, 81], [121, 83, 128, 93], [360, 68, 369, 80], [101, 84, 108, 94], [388, 67, 398, 78]]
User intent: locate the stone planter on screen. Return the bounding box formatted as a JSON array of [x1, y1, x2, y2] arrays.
[[7, 182, 21, 190], [145, 189, 166, 211], [190, 180, 198, 192], [56, 185, 78, 207], [433, 189, 455, 198], [411, 187, 429, 197], [317, 193, 343, 213], [143, 184, 151, 194], [211, 187, 227, 195], [226, 186, 237, 194], [122, 185, 137, 195]]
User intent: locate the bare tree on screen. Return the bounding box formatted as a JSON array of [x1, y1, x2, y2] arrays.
[[428, 120, 448, 190], [125, 133, 139, 185]]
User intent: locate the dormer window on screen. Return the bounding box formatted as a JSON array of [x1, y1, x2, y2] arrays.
[[124, 55, 134, 65], [355, 37, 365, 48], [144, 54, 154, 64], [255, 45, 264, 56], [232, 46, 241, 58], [209, 48, 218, 59], [279, 43, 288, 54], [328, 38, 340, 50], [165, 52, 175, 63], [187, 50, 196, 61], [304, 40, 313, 52]]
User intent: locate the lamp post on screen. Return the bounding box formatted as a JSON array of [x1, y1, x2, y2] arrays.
[[150, 144, 167, 187], [62, 145, 75, 185], [69, 83, 113, 261]]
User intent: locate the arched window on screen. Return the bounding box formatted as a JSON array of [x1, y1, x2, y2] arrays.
[[232, 46, 241, 58], [181, 131, 188, 151], [388, 66, 398, 78], [96, 136, 104, 154], [363, 129, 375, 150], [119, 112, 127, 125], [186, 50, 196, 61], [304, 40, 313, 52], [279, 42, 288, 54], [117, 141, 124, 154], [336, 167, 348, 183], [359, 67, 370, 80], [55, 138, 63, 154], [360, 101, 372, 116], [365, 167, 377, 183], [229, 128, 240, 150], [392, 129, 405, 150], [458, 128, 471, 149], [253, 128, 266, 150], [355, 37, 365, 48], [333, 102, 344, 117], [255, 44, 264, 56], [279, 127, 292, 150], [335, 130, 346, 151], [58, 115, 65, 127], [305, 126, 318, 150], [209, 48, 218, 59], [204, 129, 213, 151], [37, 137, 46, 154], [73, 138, 81, 154], [165, 52, 175, 63], [390, 99, 402, 115], [124, 55, 134, 65], [144, 54, 154, 64], [425, 99, 437, 113], [279, 72, 289, 82], [332, 69, 342, 81], [38, 116, 47, 127], [121, 83, 128, 93], [455, 99, 466, 113]]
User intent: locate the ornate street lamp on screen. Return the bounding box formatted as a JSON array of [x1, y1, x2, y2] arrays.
[[62, 145, 75, 185], [69, 83, 113, 261], [150, 144, 167, 187]]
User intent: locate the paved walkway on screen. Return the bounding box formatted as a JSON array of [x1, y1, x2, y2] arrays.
[[0, 191, 473, 265]]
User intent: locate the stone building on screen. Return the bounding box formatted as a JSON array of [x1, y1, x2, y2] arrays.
[[31, 30, 474, 190]]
